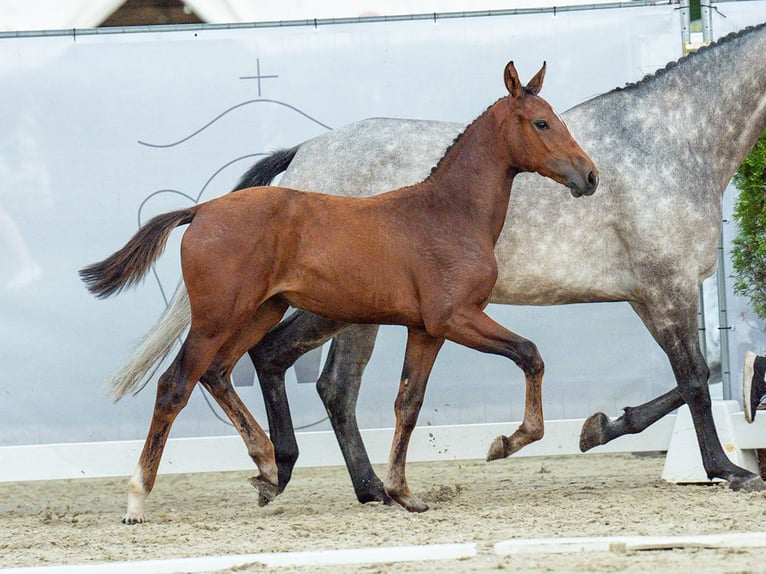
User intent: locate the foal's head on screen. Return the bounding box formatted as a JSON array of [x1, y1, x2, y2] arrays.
[[499, 61, 598, 197]]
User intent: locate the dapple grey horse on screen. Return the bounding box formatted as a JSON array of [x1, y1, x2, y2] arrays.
[[113, 23, 766, 502]]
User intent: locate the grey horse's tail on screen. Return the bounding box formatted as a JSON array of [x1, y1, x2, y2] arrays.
[[108, 283, 190, 401], [234, 146, 300, 189], [104, 146, 300, 401]]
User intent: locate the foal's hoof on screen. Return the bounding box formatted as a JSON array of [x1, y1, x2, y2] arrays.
[[579, 412, 610, 452], [121, 513, 146, 525], [391, 493, 429, 513], [384, 482, 429, 512], [486, 435, 509, 462], [730, 474, 766, 493], [249, 476, 280, 507]]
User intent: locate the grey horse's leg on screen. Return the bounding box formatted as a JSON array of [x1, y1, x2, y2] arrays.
[[580, 388, 684, 451], [250, 312, 387, 503], [249, 311, 348, 492], [581, 298, 764, 491], [315, 323, 390, 504]]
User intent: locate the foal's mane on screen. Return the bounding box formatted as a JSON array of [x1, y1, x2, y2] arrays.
[[426, 91, 536, 180], [425, 99, 496, 180], [613, 21, 766, 94]]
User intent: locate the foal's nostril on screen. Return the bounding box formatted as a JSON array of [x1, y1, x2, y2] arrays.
[[583, 170, 599, 195]]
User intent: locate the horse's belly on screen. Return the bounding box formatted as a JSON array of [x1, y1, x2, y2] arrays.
[[491, 234, 633, 306], [284, 284, 422, 327], [490, 275, 628, 305]]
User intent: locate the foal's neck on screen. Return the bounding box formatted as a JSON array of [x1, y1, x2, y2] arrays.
[[424, 101, 518, 244]]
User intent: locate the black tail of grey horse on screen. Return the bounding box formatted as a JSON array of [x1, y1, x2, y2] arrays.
[[113, 23, 766, 500]]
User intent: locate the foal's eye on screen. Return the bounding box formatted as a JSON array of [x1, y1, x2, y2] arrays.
[[534, 120, 549, 130]]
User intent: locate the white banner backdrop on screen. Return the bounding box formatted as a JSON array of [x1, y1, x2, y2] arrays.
[[710, 0, 766, 38], [0, 5, 685, 446]]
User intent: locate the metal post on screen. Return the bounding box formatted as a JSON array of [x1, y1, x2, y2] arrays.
[[680, 0, 691, 45], [700, 0, 714, 43], [698, 284, 708, 361], [717, 228, 732, 400]]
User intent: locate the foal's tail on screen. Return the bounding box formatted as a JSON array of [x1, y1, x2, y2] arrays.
[[91, 147, 300, 401], [79, 207, 197, 401], [79, 208, 197, 299]]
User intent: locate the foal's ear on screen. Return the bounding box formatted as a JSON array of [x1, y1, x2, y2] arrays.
[[504, 61, 524, 98], [526, 62, 546, 95]]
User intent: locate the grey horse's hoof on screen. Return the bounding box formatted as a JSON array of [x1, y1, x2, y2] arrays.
[[249, 476, 280, 507], [356, 480, 394, 505], [730, 474, 766, 493], [486, 435, 509, 462], [579, 412, 610, 452]]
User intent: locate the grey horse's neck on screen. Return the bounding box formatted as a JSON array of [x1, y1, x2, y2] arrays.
[[591, 23, 766, 194]]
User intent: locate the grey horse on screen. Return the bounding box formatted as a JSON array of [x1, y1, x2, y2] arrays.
[[113, 23, 766, 502]]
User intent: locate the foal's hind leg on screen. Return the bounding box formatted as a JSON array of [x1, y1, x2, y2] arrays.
[[124, 300, 288, 524], [124, 333, 224, 524], [437, 307, 545, 461], [200, 298, 291, 505], [199, 370, 280, 506], [581, 297, 763, 492], [385, 328, 444, 512]]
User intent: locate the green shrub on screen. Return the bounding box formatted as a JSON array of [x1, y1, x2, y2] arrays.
[[731, 130, 766, 319]]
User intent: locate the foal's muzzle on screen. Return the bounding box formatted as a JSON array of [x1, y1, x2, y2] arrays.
[[569, 170, 599, 197]]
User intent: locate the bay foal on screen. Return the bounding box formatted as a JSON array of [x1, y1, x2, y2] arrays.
[[81, 62, 597, 522]]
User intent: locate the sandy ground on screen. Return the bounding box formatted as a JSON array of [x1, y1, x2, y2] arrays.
[[3, 452, 766, 573]]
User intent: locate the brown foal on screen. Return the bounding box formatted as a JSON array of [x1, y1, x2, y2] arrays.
[[81, 61, 598, 523]]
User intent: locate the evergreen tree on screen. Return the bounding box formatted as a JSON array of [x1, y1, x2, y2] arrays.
[[732, 130, 766, 319]]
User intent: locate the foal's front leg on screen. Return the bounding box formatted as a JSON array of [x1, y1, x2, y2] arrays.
[[385, 329, 444, 512], [441, 307, 545, 461]]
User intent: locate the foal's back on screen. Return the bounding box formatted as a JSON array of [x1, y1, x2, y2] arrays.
[[182, 185, 443, 327]]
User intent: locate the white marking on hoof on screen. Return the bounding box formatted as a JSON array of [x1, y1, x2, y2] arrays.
[[124, 467, 147, 524]]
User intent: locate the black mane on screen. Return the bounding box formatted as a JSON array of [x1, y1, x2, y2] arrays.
[[426, 97, 504, 179]]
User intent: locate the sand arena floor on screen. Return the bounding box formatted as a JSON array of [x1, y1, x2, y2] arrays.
[[2, 452, 766, 573]]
